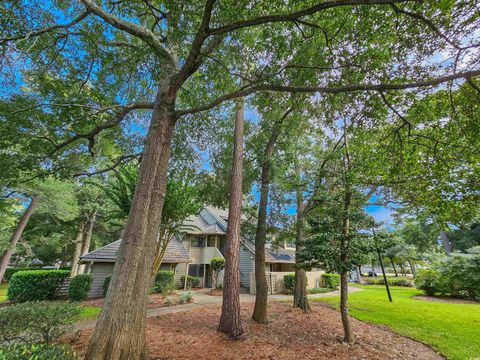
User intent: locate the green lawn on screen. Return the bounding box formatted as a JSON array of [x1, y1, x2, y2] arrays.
[[0, 283, 7, 302], [312, 285, 480, 360], [78, 305, 101, 321]]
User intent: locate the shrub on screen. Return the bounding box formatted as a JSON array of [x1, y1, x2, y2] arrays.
[[415, 268, 444, 296], [0, 301, 82, 344], [68, 274, 93, 301], [321, 273, 340, 289], [0, 344, 78, 360], [152, 270, 175, 295], [283, 273, 295, 294], [3, 268, 31, 282], [103, 275, 111, 297], [364, 276, 413, 287], [308, 287, 332, 294], [7, 270, 70, 302], [440, 248, 480, 300], [179, 291, 193, 304], [180, 275, 200, 289], [210, 257, 225, 289]]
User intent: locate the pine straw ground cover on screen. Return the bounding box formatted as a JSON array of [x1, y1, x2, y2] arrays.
[[65, 302, 442, 359], [82, 293, 183, 310]]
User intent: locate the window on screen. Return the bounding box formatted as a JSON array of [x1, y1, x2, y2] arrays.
[[189, 264, 204, 277], [207, 235, 216, 247], [191, 236, 206, 248]]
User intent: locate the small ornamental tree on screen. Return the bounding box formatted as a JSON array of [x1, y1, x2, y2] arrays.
[[210, 257, 225, 289]]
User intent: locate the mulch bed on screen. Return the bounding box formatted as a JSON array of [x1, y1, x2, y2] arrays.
[[83, 294, 179, 310], [208, 289, 223, 296], [413, 295, 479, 305], [65, 302, 443, 359]]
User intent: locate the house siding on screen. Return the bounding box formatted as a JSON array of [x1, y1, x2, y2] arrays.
[[88, 262, 114, 298], [239, 244, 254, 288]]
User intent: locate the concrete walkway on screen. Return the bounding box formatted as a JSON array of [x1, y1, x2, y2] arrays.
[[73, 287, 361, 332]]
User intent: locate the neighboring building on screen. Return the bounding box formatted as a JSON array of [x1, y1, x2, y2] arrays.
[[80, 207, 299, 298]]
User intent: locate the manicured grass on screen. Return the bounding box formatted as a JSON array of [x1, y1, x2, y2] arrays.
[[312, 285, 480, 360], [0, 283, 7, 302], [79, 305, 101, 321]]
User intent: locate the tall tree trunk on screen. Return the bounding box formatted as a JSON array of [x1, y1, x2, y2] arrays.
[[70, 221, 86, 278], [357, 265, 363, 284], [293, 188, 310, 312], [0, 195, 38, 283], [78, 211, 97, 274], [218, 99, 244, 339], [440, 231, 452, 255], [389, 257, 398, 277], [408, 260, 416, 277], [340, 131, 354, 344], [252, 111, 290, 323], [85, 83, 177, 359], [399, 263, 406, 276]]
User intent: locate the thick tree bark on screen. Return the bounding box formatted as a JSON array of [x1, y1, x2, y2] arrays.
[[389, 257, 398, 277], [340, 131, 354, 344], [78, 211, 97, 274], [0, 195, 38, 283], [293, 188, 310, 312], [85, 83, 177, 359], [218, 99, 244, 339], [70, 221, 86, 278], [252, 113, 288, 323]]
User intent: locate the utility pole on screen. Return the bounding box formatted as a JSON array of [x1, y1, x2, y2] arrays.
[[372, 227, 392, 302]]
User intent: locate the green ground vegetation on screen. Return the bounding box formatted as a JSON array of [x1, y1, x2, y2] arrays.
[[312, 285, 480, 360]]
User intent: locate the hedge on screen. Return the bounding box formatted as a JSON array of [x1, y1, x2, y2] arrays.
[[321, 273, 340, 289], [363, 276, 413, 287], [308, 287, 332, 294], [68, 274, 93, 301], [152, 271, 175, 294], [7, 270, 70, 302], [180, 275, 200, 289], [283, 273, 295, 294], [3, 268, 32, 282]]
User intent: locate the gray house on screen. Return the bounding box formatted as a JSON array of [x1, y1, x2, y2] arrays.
[[80, 238, 190, 298], [80, 207, 296, 298]]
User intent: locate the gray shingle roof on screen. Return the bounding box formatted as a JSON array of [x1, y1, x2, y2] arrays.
[[80, 238, 190, 263], [241, 239, 295, 264]]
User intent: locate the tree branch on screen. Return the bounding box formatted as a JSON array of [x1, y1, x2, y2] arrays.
[[177, 69, 480, 116], [74, 153, 142, 177], [172, 0, 217, 88], [51, 102, 154, 155], [389, 3, 461, 50], [80, 0, 175, 64], [209, 0, 414, 35], [0, 11, 90, 44]]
